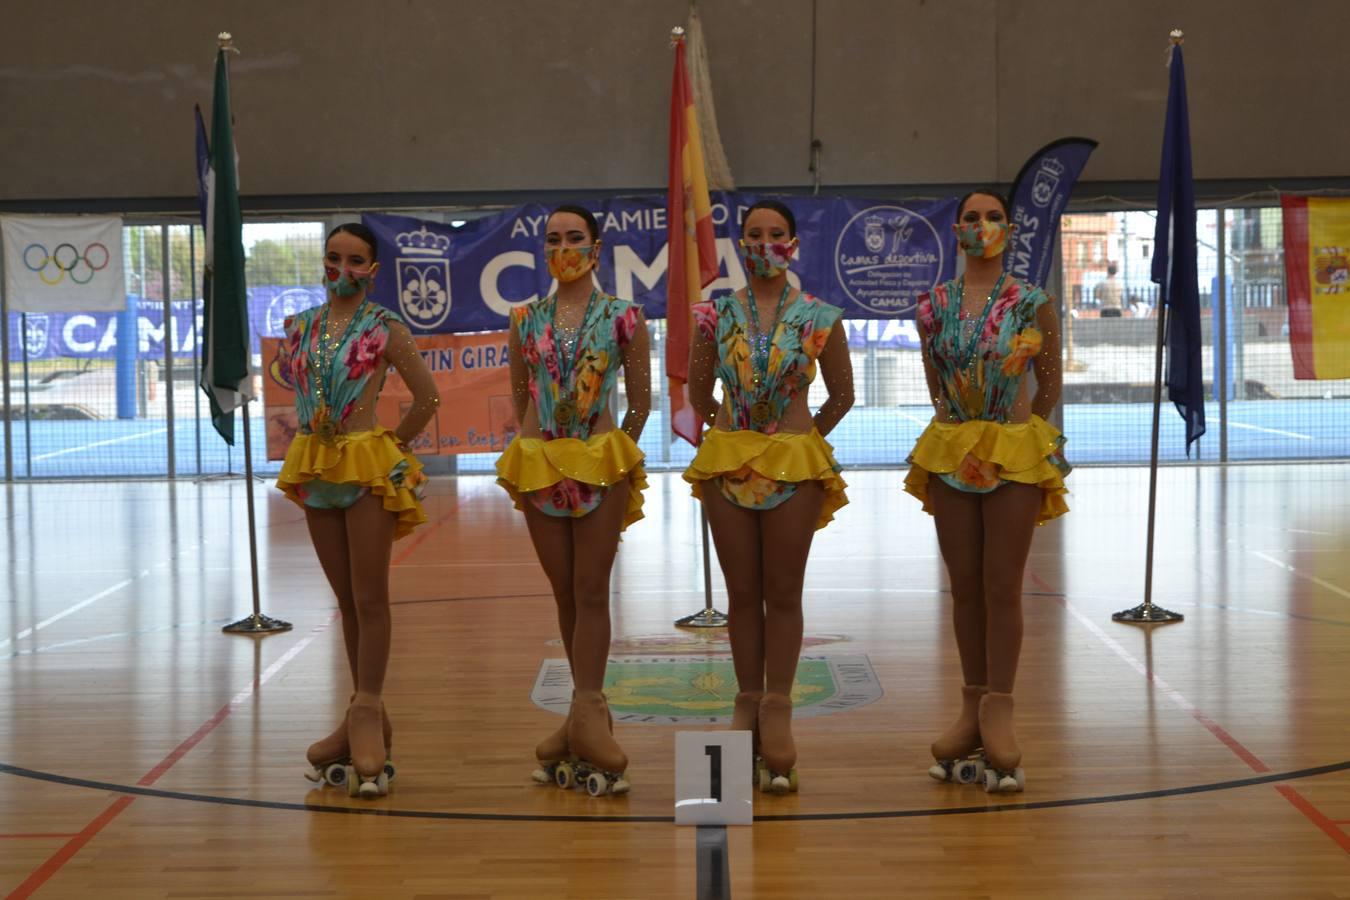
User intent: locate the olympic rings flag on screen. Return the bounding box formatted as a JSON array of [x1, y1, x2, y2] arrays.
[[1, 215, 125, 312]]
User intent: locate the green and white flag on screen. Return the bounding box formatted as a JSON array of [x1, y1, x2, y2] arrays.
[[200, 46, 254, 445]]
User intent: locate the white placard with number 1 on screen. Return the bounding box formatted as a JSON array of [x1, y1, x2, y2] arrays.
[[674, 731, 753, 825]]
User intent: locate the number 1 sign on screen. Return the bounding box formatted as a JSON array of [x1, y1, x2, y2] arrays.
[[674, 731, 753, 825]]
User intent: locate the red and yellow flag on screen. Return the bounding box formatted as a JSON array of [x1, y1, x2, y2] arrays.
[[666, 30, 719, 445], [1282, 195, 1350, 380]]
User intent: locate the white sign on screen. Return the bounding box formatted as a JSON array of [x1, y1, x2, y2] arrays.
[[674, 731, 753, 826], [2, 215, 125, 312]]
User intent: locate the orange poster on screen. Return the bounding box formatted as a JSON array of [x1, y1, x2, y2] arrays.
[[262, 330, 516, 459]]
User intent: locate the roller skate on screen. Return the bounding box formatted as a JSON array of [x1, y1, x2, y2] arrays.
[[531, 700, 572, 785], [730, 690, 763, 778], [978, 691, 1025, 793], [344, 701, 391, 798], [304, 702, 395, 788], [756, 692, 798, 793], [928, 684, 987, 784], [554, 690, 630, 797]]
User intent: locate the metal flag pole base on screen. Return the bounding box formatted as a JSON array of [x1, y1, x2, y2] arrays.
[[675, 505, 728, 629], [676, 607, 729, 628], [221, 399, 290, 636], [223, 612, 293, 634], [1111, 603, 1184, 625]]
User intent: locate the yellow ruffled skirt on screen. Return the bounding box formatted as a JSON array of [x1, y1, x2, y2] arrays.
[[903, 414, 1070, 525], [495, 429, 647, 531], [683, 428, 848, 530], [276, 427, 429, 540]]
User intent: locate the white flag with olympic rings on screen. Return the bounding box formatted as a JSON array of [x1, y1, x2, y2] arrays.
[[2, 215, 125, 312]]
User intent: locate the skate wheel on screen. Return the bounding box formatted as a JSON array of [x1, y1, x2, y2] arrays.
[[954, 758, 983, 785], [384, 760, 396, 782], [324, 762, 348, 788], [345, 766, 360, 798], [983, 768, 998, 793], [787, 769, 799, 793], [585, 772, 608, 797], [757, 766, 770, 793], [555, 761, 576, 790]]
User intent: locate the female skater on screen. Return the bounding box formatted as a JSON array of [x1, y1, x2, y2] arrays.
[[278, 222, 441, 797], [495, 205, 651, 797], [684, 200, 854, 793], [906, 190, 1069, 793]]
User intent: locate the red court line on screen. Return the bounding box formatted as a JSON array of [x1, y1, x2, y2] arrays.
[[1030, 571, 1348, 853], [6, 796, 133, 900], [6, 617, 335, 899], [1275, 786, 1350, 853], [391, 501, 458, 566]]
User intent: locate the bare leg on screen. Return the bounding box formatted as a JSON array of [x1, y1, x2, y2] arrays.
[[701, 482, 765, 706], [568, 480, 629, 692], [565, 481, 631, 789], [977, 481, 1039, 789], [979, 482, 1041, 694], [758, 481, 824, 696], [928, 478, 988, 686], [302, 506, 358, 775], [305, 506, 358, 683], [522, 501, 576, 669], [521, 496, 578, 776], [926, 478, 991, 778], [344, 493, 398, 704], [343, 493, 397, 783]]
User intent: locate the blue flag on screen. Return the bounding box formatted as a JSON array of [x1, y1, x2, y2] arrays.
[[1005, 137, 1098, 288], [1153, 42, 1206, 454]]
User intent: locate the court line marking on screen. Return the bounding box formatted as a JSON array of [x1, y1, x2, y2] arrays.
[[5, 615, 336, 900], [1032, 572, 1350, 854], [0, 759, 1346, 826], [1228, 421, 1313, 440], [31, 428, 168, 462], [6, 501, 451, 895], [0, 571, 148, 650], [1244, 548, 1350, 601]]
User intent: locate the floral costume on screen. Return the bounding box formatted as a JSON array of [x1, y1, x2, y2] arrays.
[[683, 291, 848, 531], [275, 301, 433, 540], [495, 292, 647, 529], [904, 275, 1070, 525]]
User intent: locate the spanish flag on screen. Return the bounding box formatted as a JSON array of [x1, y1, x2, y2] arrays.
[[1282, 195, 1350, 380], [666, 29, 719, 446]]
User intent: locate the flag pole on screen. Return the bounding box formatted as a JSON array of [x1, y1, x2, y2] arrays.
[[676, 506, 727, 628], [666, 23, 726, 629], [213, 30, 289, 635], [224, 398, 289, 633], [1114, 29, 1186, 626]]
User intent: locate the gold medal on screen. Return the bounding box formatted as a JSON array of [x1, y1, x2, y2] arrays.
[[554, 399, 577, 427], [750, 400, 773, 427], [313, 403, 339, 446]]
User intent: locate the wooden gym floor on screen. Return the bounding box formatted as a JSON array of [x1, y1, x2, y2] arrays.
[[1, 465, 1348, 899]]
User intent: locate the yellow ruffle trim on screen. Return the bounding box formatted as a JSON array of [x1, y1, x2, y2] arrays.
[[495, 430, 648, 531], [903, 415, 1069, 525], [683, 428, 849, 530], [276, 427, 428, 540]]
